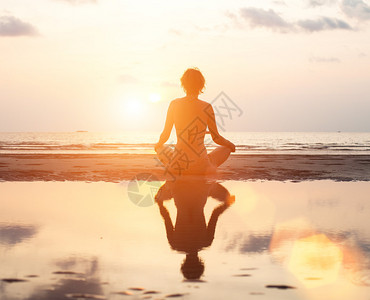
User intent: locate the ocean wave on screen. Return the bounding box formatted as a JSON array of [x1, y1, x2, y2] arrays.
[[1, 132, 370, 155], [1, 143, 370, 155]]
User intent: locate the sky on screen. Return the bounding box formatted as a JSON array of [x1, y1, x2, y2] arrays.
[[0, 0, 370, 132]]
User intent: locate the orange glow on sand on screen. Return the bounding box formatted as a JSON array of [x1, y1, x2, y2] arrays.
[[288, 234, 343, 288]]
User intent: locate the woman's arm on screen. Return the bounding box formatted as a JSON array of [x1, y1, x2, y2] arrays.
[[208, 182, 230, 202], [155, 102, 174, 152], [157, 201, 174, 244], [205, 182, 235, 247], [206, 104, 236, 152], [155, 182, 175, 245], [155, 181, 173, 202]]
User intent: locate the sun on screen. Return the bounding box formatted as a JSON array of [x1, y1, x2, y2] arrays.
[[149, 93, 161, 103], [124, 98, 143, 115], [115, 93, 160, 123]]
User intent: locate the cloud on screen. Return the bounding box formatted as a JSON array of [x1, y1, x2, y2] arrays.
[[53, 0, 97, 4], [341, 0, 370, 21], [0, 15, 38, 36], [298, 17, 353, 31], [240, 8, 292, 31], [161, 81, 178, 88], [307, 0, 370, 22], [225, 233, 272, 254], [273, 0, 287, 5], [238, 8, 353, 33], [26, 257, 102, 300], [118, 75, 139, 85], [307, 0, 337, 7], [169, 28, 183, 36], [0, 224, 38, 245], [309, 55, 341, 62]]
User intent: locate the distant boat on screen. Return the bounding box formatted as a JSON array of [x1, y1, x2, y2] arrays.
[[337, 131, 341, 133], [76, 130, 88, 133]]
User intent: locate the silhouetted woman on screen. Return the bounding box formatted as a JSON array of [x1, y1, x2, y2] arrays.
[[155, 180, 235, 280], [155, 68, 235, 176]]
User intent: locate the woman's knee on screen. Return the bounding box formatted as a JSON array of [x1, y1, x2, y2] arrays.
[[155, 145, 164, 154], [223, 145, 232, 154], [209, 145, 231, 167], [155, 145, 174, 165], [217, 145, 231, 156]]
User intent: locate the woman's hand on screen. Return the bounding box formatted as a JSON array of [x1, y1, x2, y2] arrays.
[[227, 141, 236, 152], [154, 143, 162, 153]]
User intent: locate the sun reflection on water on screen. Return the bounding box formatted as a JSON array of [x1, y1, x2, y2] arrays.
[[288, 234, 343, 288]]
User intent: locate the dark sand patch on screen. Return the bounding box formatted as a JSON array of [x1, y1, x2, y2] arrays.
[[1, 278, 29, 283], [128, 287, 145, 291], [265, 284, 296, 290], [65, 293, 106, 299], [165, 293, 188, 298], [250, 292, 265, 295], [53, 271, 85, 276], [0, 154, 369, 182]]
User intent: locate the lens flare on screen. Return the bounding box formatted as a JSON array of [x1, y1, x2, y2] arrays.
[[288, 234, 343, 288]]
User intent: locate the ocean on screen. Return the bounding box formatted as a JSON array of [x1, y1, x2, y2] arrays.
[[0, 131, 369, 155]]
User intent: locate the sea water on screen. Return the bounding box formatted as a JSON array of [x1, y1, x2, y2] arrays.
[[0, 131, 370, 155], [0, 180, 370, 300]]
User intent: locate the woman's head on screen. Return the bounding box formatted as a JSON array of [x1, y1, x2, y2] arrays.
[[181, 253, 205, 280], [180, 68, 205, 96]]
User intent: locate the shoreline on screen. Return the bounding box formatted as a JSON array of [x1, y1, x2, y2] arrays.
[[0, 153, 369, 182]]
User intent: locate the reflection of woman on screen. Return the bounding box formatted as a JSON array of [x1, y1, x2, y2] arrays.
[[155, 180, 235, 280], [155, 68, 235, 175]]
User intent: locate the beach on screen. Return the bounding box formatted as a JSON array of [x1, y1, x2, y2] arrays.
[[1, 134, 370, 300], [0, 153, 369, 182], [1, 147, 370, 300]]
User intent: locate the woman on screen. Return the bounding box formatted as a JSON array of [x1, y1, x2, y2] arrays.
[[155, 179, 235, 280], [155, 68, 235, 176]]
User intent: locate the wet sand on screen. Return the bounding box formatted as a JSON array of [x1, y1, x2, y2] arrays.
[[1, 181, 370, 300], [0, 154, 369, 181]]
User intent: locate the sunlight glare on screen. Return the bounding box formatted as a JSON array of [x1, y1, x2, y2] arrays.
[[288, 234, 343, 288], [124, 98, 143, 116], [149, 93, 161, 103]]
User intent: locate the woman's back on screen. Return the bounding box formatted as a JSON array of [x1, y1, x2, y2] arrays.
[[171, 97, 210, 158]]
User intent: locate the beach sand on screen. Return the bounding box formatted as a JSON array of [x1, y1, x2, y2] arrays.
[[0, 154, 369, 181]]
